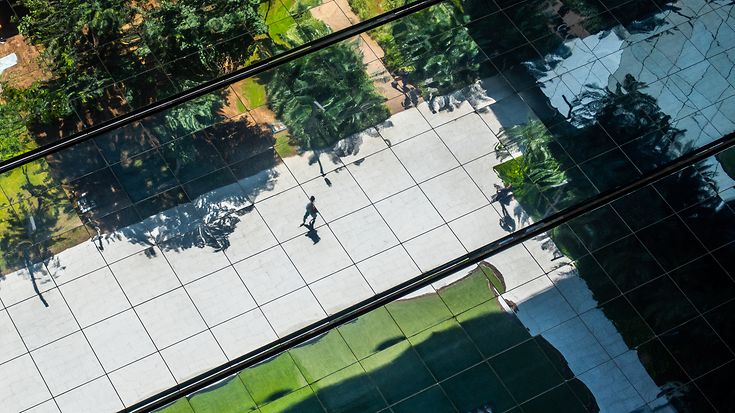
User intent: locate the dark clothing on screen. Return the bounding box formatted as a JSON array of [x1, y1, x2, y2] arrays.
[[303, 201, 318, 225]]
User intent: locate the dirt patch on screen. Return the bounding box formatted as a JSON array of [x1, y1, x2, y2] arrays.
[[0, 33, 48, 90], [310, 0, 401, 107], [222, 85, 248, 118], [249, 105, 279, 125]]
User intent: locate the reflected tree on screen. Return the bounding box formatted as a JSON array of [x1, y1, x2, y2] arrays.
[[0, 99, 33, 160], [572, 74, 687, 169], [461, 0, 561, 61], [16, 0, 131, 102], [373, 3, 482, 97], [0, 167, 66, 304], [6, 0, 269, 147], [266, 42, 389, 150], [0, 198, 55, 269], [146, 94, 224, 146], [507, 121, 567, 191], [495, 120, 567, 200], [138, 0, 267, 82]]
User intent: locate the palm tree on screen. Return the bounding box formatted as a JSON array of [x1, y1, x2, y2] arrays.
[[266, 42, 389, 150], [500, 120, 568, 196], [377, 3, 482, 97]]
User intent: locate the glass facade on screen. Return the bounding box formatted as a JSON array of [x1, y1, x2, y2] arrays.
[[0, 0, 733, 411], [156, 151, 735, 413], [0, 0, 375, 156]]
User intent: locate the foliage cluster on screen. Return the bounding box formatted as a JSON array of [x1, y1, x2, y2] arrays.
[[265, 40, 389, 150], [0, 0, 270, 160], [349, 1, 482, 97], [500, 74, 713, 221], [574, 74, 687, 169], [497, 120, 567, 199], [376, 3, 482, 96], [348, 0, 406, 21]]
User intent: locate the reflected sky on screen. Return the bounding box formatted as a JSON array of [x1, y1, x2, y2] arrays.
[[0, 0, 734, 411]]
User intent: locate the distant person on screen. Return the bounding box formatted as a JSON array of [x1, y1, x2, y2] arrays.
[[492, 183, 513, 216], [300, 196, 318, 227]]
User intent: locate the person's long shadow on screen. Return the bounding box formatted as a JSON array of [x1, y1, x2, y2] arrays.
[[24, 257, 49, 308], [304, 223, 320, 245], [499, 214, 516, 232]]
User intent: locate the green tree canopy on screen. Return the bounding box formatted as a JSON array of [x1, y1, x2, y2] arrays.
[[266, 41, 389, 150], [17, 0, 132, 103], [138, 0, 267, 84], [374, 3, 482, 96], [497, 120, 567, 199], [0, 93, 33, 160], [1, 0, 271, 161]]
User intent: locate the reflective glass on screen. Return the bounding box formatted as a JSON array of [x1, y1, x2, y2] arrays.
[[156, 148, 734, 412], [0, 0, 734, 410]]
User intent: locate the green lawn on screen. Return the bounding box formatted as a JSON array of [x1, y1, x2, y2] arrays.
[[437, 264, 501, 314], [289, 330, 357, 382], [493, 157, 523, 186], [0, 205, 14, 272], [717, 147, 735, 181], [259, 0, 292, 25], [0, 159, 52, 205], [189, 376, 256, 413], [338, 307, 405, 359], [481, 262, 506, 294], [239, 77, 268, 110], [258, 0, 326, 47], [157, 399, 194, 413], [0, 160, 86, 273], [385, 292, 454, 337], [273, 132, 296, 158], [157, 268, 523, 413], [494, 156, 551, 221]]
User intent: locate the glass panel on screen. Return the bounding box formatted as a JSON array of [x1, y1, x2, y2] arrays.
[[1, 0, 734, 410]]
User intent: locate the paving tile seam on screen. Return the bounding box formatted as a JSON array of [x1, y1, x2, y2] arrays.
[[544, 188, 735, 406], [5, 37, 724, 278], [4, 17, 735, 410], [13, 103, 500, 279], [0, 67, 505, 223], [3, 206, 731, 375], [10, 261, 735, 412], [0, 7, 731, 206], [15, 288, 735, 413], [1, 160, 732, 400], [546, 181, 735, 348]]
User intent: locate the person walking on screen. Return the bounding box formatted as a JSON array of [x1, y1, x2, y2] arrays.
[[492, 183, 513, 217], [301, 196, 318, 227]]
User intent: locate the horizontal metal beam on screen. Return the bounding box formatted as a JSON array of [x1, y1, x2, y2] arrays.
[[124, 131, 735, 413], [0, 0, 445, 174]]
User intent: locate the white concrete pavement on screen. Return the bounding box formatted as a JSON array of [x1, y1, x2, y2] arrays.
[[0, 75, 527, 412]]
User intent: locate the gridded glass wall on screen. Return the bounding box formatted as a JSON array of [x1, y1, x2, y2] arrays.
[[0, 0, 379, 151], [1, 0, 734, 411], [156, 150, 735, 413]]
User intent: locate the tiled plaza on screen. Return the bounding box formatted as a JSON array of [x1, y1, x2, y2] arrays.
[[1, 0, 735, 410], [0, 81, 540, 411]]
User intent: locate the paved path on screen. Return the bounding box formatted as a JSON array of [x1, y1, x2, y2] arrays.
[[498, 221, 673, 412], [309, 0, 404, 112], [0, 73, 524, 411], [0, 81, 676, 411], [4, 28, 732, 409]]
